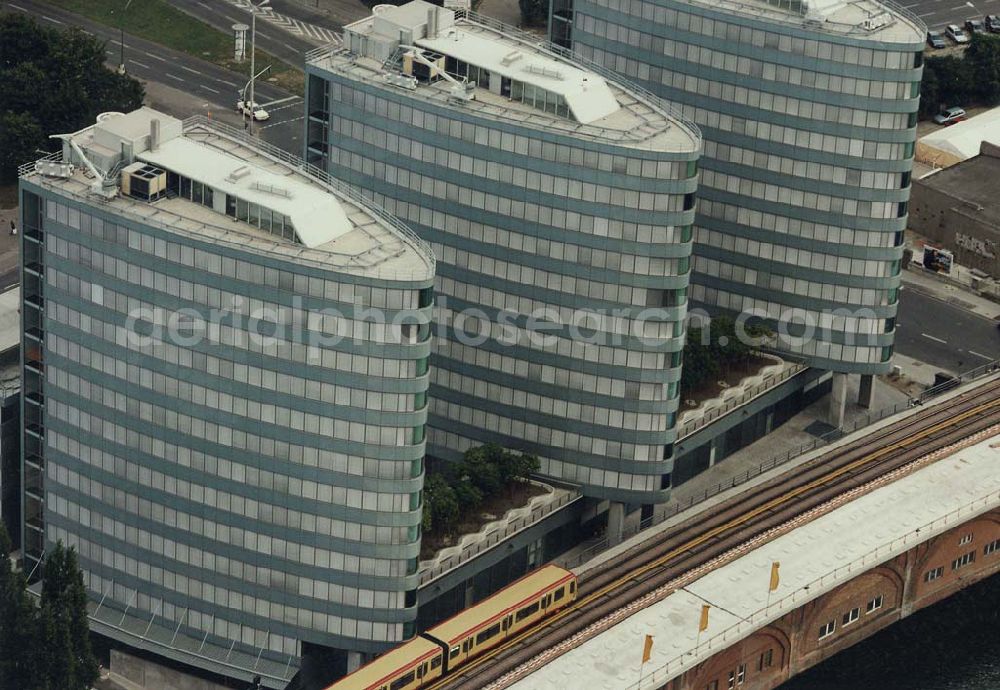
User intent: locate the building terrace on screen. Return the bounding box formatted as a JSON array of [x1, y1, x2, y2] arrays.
[[306, 2, 699, 152], [679, 0, 924, 41], [20, 108, 434, 282]]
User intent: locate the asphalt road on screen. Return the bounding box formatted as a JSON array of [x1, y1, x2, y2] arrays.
[[166, 0, 317, 67], [908, 0, 1000, 32], [4, 0, 305, 154], [894, 285, 999, 373]]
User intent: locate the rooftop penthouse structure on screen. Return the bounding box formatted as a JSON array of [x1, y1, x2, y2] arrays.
[[19, 107, 434, 687], [306, 1, 701, 505]]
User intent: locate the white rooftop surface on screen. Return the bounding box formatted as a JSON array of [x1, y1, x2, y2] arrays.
[[94, 106, 169, 146], [139, 136, 353, 249], [0, 287, 20, 353], [511, 431, 1000, 690], [919, 106, 1000, 162], [319, 7, 699, 152], [696, 0, 924, 43], [29, 110, 434, 281], [416, 28, 619, 124]]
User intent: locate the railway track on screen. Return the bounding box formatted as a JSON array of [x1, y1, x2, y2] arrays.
[[429, 377, 1000, 690]]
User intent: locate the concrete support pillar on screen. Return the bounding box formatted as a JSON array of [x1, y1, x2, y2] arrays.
[[346, 651, 364, 674], [607, 501, 626, 546], [858, 373, 875, 409], [828, 372, 848, 429], [708, 437, 718, 467]]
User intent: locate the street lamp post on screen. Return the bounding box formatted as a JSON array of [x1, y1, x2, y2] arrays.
[[248, 0, 271, 136], [118, 0, 133, 75]]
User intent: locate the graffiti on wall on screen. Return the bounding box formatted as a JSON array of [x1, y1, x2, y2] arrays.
[[955, 233, 997, 259]]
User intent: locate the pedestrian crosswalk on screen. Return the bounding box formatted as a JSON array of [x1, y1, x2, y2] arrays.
[[223, 0, 342, 46]]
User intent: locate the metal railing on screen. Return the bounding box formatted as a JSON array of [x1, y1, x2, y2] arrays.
[[622, 489, 998, 690], [19, 123, 435, 283], [419, 487, 582, 586], [182, 115, 436, 272], [668, 0, 924, 37], [560, 361, 1000, 570], [675, 362, 806, 439], [455, 9, 702, 140], [304, 17, 701, 149]]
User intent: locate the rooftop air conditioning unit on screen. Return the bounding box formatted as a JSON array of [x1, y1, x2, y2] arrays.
[[121, 162, 167, 202]]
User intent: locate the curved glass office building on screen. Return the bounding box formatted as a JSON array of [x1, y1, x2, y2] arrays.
[[556, 0, 924, 372], [19, 108, 434, 687], [306, 1, 701, 504]]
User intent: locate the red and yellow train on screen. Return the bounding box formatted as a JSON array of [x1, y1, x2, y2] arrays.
[[326, 565, 577, 690]]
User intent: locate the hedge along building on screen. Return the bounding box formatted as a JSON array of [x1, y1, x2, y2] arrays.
[[305, 1, 701, 518], [552, 0, 926, 425], [18, 107, 435, 688]]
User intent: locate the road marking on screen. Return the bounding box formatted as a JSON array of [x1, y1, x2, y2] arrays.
[[131, 60, 151, 69], [219, 79, 239, 88], [921, 333, 948, 344], [200, 84, 220, 94], [8, 3, 27, 11], [969, 350, 995, 361], [260, 96, 299, 108], [167, 74, 185, 82], [41, 15, 64, 24], [180, 66, 202, 75], [143, 52, 168, 62]]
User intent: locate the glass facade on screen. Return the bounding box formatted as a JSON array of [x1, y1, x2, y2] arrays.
[[560, 0, 924, 372], [306, 31, 700, 503], [19, 183, 434, 670]]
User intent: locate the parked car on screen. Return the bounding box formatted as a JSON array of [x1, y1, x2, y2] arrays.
[[933, 106, 967, 125], [946, 24, 970, 43], [236, 100, 270, 121], [965, 19, 987, 35], [986, 14, 1000, 32], [927, 30, 947, 49]]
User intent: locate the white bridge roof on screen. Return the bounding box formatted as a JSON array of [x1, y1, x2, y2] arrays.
[[511, 419, 1000, 689]]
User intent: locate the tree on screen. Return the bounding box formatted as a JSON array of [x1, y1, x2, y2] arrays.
[[0, 524, 40, 688], [0, 112, 45, 185], [40, 543, 99, 690], [965, 32, 1000, 104], [0, 13, 144, 183], [423, 473, 460, 536], [680, 315, 770, 396], [460, 445, 504, 498]]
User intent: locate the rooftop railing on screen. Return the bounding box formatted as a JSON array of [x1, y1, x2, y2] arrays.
[[455, 9, 701, 139], [306, 21, 702, 150], [18, 121, 436, 283], [673, 0, 924, 37], [183, 115, 436, 272]]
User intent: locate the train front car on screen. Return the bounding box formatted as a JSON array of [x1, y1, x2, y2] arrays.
[[324, 637, 443, 690], [324, 565, 577, 690]]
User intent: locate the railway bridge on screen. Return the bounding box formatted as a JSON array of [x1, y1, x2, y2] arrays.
[[426, 373, 1000, 690]]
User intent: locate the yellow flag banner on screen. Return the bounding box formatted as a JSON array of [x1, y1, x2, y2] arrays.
[[699, 604, 710, 633], [769, 562, 781, 592], [642, 634, 654, 664]]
